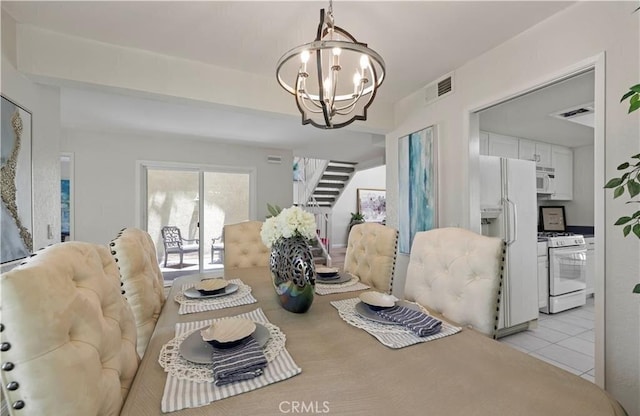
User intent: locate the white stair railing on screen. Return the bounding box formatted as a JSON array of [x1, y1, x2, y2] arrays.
[[294, 157, 332, 265]]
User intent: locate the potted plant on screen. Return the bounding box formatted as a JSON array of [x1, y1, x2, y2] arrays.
[[349, 212, 365, 232]]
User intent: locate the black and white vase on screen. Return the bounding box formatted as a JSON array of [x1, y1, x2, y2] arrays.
[[269, 236, 316, 313]]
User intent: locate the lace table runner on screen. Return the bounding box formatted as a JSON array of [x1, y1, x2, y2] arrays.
[[330, 298, 462, 349], [315, 274, 369, 295], [160, 308, 302, 413], [174, 279, 257, 314]]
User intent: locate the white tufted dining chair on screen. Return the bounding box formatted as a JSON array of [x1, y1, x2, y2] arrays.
[[404, 227, 505, 338], [110, 227, 166, 358], [0, 242, 139, 416], [343, 223, 399, 293], [223, 221, 270, 270]]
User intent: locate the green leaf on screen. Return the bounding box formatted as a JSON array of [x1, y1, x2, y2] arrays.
[[604, 177, 623, 188], [633, 283, 640, 294], [615, 216, 633, 225], [631, 93, 640, 104], [631, 84, 640, 93], [633, 223, 640, 239], [617, 162, 630, 170], [614, 186, 625, 198], [632, 153, 640, 159], [633, 210, 640, 218], [623, 224, 632, 237], [621, 90, 635, 102], [628, 180, 640, 198], [266, 203, 282, 218], [630, 99, 640, 114]]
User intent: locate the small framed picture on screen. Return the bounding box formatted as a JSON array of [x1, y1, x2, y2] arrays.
[[540, 206, 567, 232], [357, 188, 386, 223]]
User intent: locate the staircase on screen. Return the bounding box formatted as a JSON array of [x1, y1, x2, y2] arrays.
[[295, 158, 358, 267], [312, 161, 357, 207]]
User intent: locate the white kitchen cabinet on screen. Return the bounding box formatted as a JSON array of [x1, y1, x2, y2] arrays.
[[585, 237, 595, 295], [537, 242, 548, 309], [488, 133, 519, 159], [550, 145, 573, 200], [480, 131, 489, 155], [519, 139, 552, 167]]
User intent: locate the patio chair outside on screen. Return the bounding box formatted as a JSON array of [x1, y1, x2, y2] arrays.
[[161, 226, 199, 267]]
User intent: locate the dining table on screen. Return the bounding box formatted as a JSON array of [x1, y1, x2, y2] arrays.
[[119, 267, 625, 415]]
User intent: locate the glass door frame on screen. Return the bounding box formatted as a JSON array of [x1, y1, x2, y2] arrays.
[[135, 160, 257, 272]]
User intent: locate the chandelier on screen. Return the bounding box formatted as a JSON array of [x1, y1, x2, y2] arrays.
[[276, 1, 386, 129]]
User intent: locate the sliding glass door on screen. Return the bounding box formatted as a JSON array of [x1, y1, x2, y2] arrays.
[[141, 162, 254, 279]]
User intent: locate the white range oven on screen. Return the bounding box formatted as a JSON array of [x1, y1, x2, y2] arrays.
[[540, 233, 587, 314]]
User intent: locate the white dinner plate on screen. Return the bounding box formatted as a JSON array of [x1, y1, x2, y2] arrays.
[[179, 323, 270, 364], [354, 301, 422, 324], [183, 283, 239, 299]]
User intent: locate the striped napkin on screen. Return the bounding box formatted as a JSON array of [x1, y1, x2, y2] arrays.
[[376, 306, 442, 337], [211, 337, 268, 386]]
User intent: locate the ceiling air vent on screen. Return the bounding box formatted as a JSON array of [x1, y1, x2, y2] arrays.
[[267, 155, 282, 164], [550, 102, 594, 128], [424, 72, 454, 106]]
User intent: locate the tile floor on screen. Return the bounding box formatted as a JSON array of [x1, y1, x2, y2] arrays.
[[499, 296, 595, 382]]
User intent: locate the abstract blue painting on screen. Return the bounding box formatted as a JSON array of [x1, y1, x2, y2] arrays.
[[398, 126, 437, 254]]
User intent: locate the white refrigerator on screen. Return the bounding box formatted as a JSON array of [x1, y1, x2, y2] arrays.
[[479, 156, 538, 333]]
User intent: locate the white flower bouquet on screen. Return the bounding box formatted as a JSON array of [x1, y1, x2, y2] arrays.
[[260, 205, 317, 248]]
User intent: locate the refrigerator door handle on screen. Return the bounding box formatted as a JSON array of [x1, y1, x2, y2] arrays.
[[508, 198, 518, 244], [504, 197, 517, 245], [501, 197, 512, 245]]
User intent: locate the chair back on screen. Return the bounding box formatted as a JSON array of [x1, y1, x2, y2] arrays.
[[344, 223, 399, 293], [223, 221, 270, 269], [404, 227, 505, 338], [161, 226, 183, 249], [110, 228, 166, 357], [0, 242, 139, 416]]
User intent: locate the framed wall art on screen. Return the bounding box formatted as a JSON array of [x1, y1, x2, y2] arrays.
[[540, 206, 567, 232], [357, 188, 386, 223], [398, 125, 438, 254], [1, 95, 33, 264]]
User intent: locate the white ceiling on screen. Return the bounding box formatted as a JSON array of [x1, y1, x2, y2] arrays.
[[2, 1, 576, 162], [479, 70, 595, 148]]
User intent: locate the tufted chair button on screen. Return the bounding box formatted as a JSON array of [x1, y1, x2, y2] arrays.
[[12, 400, 25, 410], [7, 381, 19, 390], [1, 342, 10, 351], [0, 323, 4, 332], [2, 362, 15, 371]]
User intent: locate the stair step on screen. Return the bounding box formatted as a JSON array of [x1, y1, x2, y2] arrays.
[[329, 160, 358, 167], [313, 197, 336, 203], [322, 174, 350, 181], [325, 166, 355, 173], [313, 190, 340, 196], [317, 182, 345, 189]]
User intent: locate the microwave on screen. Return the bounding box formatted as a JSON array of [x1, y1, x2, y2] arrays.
[[536, 166, 555, 194]]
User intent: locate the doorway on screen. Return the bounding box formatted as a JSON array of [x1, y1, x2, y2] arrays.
[[467, 56, 605, 387], [60, 153, 74, 242], [140, 161, 255, 281]]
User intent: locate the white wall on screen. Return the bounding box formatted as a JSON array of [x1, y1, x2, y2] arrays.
[[1, 11, 61, 272], [331, 165, 386, 248], [61, 128, 292, 246], [386, 2, 638, 413]]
